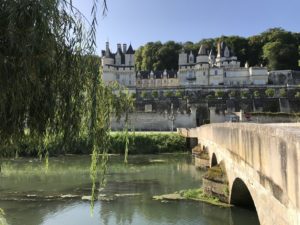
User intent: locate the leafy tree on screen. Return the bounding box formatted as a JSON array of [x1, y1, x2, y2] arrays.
[[217, 36, 249, 66], [248, 35, 265, 67], [263, 41, 299, 70], [0, 0, 133, 208], [134, 27, 300, 72]]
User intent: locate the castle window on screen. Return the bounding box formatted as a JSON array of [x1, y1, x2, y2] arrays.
[[215, 70, 218, 75], [116, 74, 120, 79], [123, 67, 125, 70], [224, 72, 226, 77], [203, 71, 205, 76]]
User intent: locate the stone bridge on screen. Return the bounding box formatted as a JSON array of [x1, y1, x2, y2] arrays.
[[178, 123, 300, 225]]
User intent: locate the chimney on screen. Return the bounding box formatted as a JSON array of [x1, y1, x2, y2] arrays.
[[105, 42, 110, 56], [123, 44, 127, 54], [117, 43, 122, 51]]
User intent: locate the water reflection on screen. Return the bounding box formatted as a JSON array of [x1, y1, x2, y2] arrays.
[[0, 154, 259, 225]]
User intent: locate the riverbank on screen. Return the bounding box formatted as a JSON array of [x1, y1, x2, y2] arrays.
[[0, 132, 187, 157]]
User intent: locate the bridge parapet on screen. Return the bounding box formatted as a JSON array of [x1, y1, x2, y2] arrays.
[[178, 123, 300, 225]]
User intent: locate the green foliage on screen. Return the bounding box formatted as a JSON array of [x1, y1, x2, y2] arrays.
[[180, 189, 203, 199], [131, 93, 136, 99], [279, 88, 287, 97], [110, 132, 186, 154], [0, 0, 133, 212], [175, 90, 184, 98], [151, 90, 159, 98], [254, 90, 260, 98], [215, 90, 224, 98], [206, 94, 214, 100], [164, 91, 174, 98], [0, 208, 4, 216], [241, 90, 249, 98], [265, 88, 275, 97], [135, 27, 300, 71], [295, 92, 300, 99], [141, 91, 148, 99], [228, 91, 236, 98]]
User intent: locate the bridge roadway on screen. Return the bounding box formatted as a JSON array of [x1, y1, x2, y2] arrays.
[[179, 123, 300, 225]]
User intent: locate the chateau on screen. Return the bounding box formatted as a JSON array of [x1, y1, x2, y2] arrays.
[[101, 42, 269, 91]]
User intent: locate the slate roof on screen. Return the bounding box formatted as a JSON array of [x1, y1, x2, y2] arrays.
[[198, 45, 208, 55], [126, 44, 135, 54]]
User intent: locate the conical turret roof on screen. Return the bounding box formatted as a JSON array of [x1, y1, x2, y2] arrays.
[[198, 45, 208, 55]]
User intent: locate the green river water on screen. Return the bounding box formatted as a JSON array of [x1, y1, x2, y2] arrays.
[[0, 154, 259, 225]]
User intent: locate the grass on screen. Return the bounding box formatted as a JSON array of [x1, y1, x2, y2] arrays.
[[203, 166, 228, 183], [153, 188, 231, 207]]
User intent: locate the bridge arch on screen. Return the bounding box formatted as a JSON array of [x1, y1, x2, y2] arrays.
[[211, 153, 218, 167], [230, 178, 256, 210]]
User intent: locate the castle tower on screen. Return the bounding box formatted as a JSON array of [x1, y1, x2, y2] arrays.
[[125, 44, 135, 66], [123, 43, 127, 54], [102, 41, 114, 65], [208, 49, 216, 65], [178, 48, 187, 67], [115, 43, 122, 65], [224, 45, 230, 58], [196, 45, 209, 64], [188, 51, 194, 64]]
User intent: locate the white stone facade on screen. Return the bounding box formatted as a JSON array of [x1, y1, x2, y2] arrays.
[[102, 42, 136, 93], [101, 42, 269, 90], [178, 42, 269, 87]]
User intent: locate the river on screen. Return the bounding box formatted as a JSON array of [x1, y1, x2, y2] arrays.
[[0, 154, 259, 225]]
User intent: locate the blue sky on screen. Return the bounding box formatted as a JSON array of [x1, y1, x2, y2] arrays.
[[74, 0, 300, 54]]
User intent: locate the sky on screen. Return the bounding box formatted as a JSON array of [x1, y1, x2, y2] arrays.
[[74, 0, 300, 54]]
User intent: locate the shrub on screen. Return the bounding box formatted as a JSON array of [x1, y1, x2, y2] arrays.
[[152, 90, 159, 98], [228, 91, 236, 98], [131, 93, 136, 99], [141, 91, 148, 99], [109, 132, 187, 154], [265, 88, 275, 98], [215, 90, 224, 98], [175, 90, 184, 98], [279, 88, 286, 97], [205, 94, 214, 100], [253, 90, 260, 98], [164, 91, 173, 97], [241, 90, 248, 98]]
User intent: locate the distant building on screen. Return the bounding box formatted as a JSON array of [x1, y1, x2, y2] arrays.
[[178, 42, 269, 86], [101, 42, 136, 93], [101, 41, 270, 90]]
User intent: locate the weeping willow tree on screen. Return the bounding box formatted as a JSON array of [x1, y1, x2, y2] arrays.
[[0, 0, 133, 207]]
